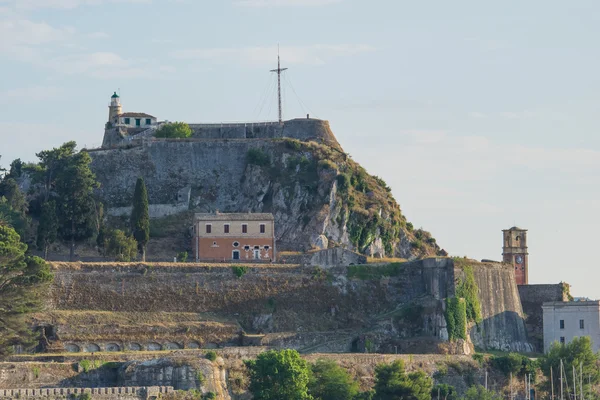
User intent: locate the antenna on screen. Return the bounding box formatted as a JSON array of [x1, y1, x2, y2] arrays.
[[270, 45, 288, 124]]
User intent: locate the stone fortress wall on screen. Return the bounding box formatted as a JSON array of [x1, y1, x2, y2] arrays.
[[102, 118, 342, 151], [0, 386, 172, 399]]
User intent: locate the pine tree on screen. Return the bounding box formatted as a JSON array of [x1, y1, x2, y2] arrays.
[[36, 201, 58, 260], [130, 177, 149, 261]]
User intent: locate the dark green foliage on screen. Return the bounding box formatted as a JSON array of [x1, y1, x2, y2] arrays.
[[102, 229, 138, 262], [283, 138, 303, 151], [232, 265, 249, 278], [540, 336, 599, 397], [471, 353, 485, 366], [0, 198, 29, 239], [308, 359, 359, 400], [431, 384, 458, 400], [154, 122, 192, 138], [0, 178, 28, 215], [347, 263, 405, 280], [130, 177, 150, 261], [490, 353, 537, 378], [177, 251, 188, 262], [35, 143, 99, 261], [204, 393, 216, 399], [245, 349, 312, 400], [460, 385, 502, 400], [0, 224, 53, 358], [36, 201, 58, 260], [455, 266, 482, 324], [205, 350, 217, 362], [445, 297, 467, 341], [336, 173, 351, 192], [373, 360, 433, 400], [247, 148, 271, 167], [78, 393, 92, 400], [353, 391, 375, 400]]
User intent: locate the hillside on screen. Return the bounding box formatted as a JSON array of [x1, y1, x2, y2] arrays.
[[90, 132, 441, 259]]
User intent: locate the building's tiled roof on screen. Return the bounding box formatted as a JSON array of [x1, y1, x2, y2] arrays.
[[195, 212, 274, 221], [118, 112, 156, 118]]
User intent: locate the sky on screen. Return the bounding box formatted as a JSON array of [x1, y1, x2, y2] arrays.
[[1, 0, 599, 297]]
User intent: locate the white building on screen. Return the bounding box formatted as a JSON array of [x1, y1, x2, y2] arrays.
[[107, 92, 157, 128], [542, 301, 600, 353]]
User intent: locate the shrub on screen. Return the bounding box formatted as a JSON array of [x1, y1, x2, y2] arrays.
[[79, 359, 92, 373], [472, 353, 485, 366], [431, 383, 458, 400], [177, 251, 188, 262], [445, 297, 467, 341], [154, 122, 192, 139], [456, 266, 483, 324], [308, 359, 359, 400], [205, 350, 217, 362], [196, 370, 205, 386], [204, 393, 216, 399], [336, 173, 351, 192], [231, 265, 248, 278], [102, 229, 138, 262], [318, 159, 337, 171], [247, 148, 270, 166], [78, 394, 92, 400]]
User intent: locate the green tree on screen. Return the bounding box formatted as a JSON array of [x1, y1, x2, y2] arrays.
[[460, 385, 502, 400], [103, 229, 138, 262], [0, 224, 53, 357], [431, 384, 458, 400], [36, 201, 58, 260], [0, 178, 28, 215], [539, 336, 600, 398], [153, 122, 192, 139], [373, 360, 433, 400], [309, 359, 359, 400], [34, 141, 78, 202], [130, 177, 150, 261], [245, 349, 313, 400], [0, 198, 29, 239], [54, 151, 99, 261]]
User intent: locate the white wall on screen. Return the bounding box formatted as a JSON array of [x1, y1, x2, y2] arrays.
[[542, 302, 600, 352]]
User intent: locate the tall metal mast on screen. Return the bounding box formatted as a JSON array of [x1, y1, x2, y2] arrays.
[[270, 46, 288, 124]]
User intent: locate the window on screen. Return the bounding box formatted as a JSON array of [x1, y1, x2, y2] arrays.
[[232, 250, 240, 260], [244, 245, 250, 251], [233, 241, 239, 247], [559, 320, 565, 330], [146, 118, 151, 125], [224, 224, 230, 234], [560, 337, 565, 344], [260, 224, 266, 234], [206, 224, 212, 234], [264, 246, 270, 250], [124, 117, 130, 124], [242, 224, 248, 234], [580, 319, 585, 329], [135, 118, 141, 126], [254, 245, 260, 250]]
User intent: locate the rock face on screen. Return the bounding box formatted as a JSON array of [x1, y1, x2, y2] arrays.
[[89, 126, 439, 258]]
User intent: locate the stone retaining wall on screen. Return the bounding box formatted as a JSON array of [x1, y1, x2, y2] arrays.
[[0, 386, 172, 399]]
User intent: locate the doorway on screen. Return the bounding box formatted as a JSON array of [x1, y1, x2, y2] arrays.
[[233, 250, 240, 260]]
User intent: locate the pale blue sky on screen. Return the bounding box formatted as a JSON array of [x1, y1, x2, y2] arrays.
[[1, 0, 599, 297]]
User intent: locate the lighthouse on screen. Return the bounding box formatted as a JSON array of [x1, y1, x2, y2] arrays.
[[108, 92, 122, 125]]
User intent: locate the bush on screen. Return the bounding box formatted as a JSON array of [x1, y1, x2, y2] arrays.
[[79, 359, 92, 373], [204, 393, 216, 399], [373, 360, 433, 400], [196, 370, 205, 386], [177, 251, 188, 262], [154, 122, 192, 138], [336, 173, 351, 192], [247, 148, 270, 166], [456, 266, 482, 324], [231, 265, 248, 278], [431, 383, 458, 400], [318, 159, 337, 171], [472, 353, 485, 366], [205, 350, 217, 362], [309, 359, 359, 400], [102, 229, 138, 262], [445, 297, 467, 341]]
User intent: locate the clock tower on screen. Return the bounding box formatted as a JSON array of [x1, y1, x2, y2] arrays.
[[502, 227, 528, 285]]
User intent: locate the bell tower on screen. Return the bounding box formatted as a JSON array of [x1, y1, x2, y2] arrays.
[[108, 92, 122, 125], [502, 227, 529, 285]]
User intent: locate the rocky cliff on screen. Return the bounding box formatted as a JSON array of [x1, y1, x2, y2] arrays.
[[89, 128, 439, 258]]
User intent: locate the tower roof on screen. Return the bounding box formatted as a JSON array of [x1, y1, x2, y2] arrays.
[[503, 226, 527, 232], [111, 92, 119, 98]]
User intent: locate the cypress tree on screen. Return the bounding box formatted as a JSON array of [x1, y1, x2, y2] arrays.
[[130, 177, 149, 261]]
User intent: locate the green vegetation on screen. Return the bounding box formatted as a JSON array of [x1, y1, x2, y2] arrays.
[[431, 383, 458, 400], [196, 370, 205, 386], [101, 229, 138, 261], [79, 359, 92, 373], [490, 353, 538, 379], [245, 349, 312, 400], [455, 266, 482, 324], [347, 262, 404, 280], [154, 122, 192, 139], [36, 200, 58, 260], [460, 385, 502, 400], [205, 350, 217, 362], [78, 393, 92, 400], [247, 148, 271, 167], [0, 224, 52, 357], [231, 265, 249, 278], [177, 251, 188, 262], [445, 297, 467, 341], [539, 336, 599, 397], [372, 359, 433, 400], [308, 359, 359, 400], [204, 392, 216, 399], [131, 177, 150, 261]]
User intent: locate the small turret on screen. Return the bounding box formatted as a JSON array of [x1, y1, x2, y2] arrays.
[[108, 92, 122, 125]]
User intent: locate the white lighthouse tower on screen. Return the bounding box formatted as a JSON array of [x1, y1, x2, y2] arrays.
[[108, 92, 122, 125]]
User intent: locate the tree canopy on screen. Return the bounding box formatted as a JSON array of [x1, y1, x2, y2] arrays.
[[245, 349, 313, 400], [130, 177, 149, 261], [373, 360, 433, 400], [309, 359, 359, 400], [153, 122, 192, 139], [0, 224, 52, 357], [460, 385, 502, 400]]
